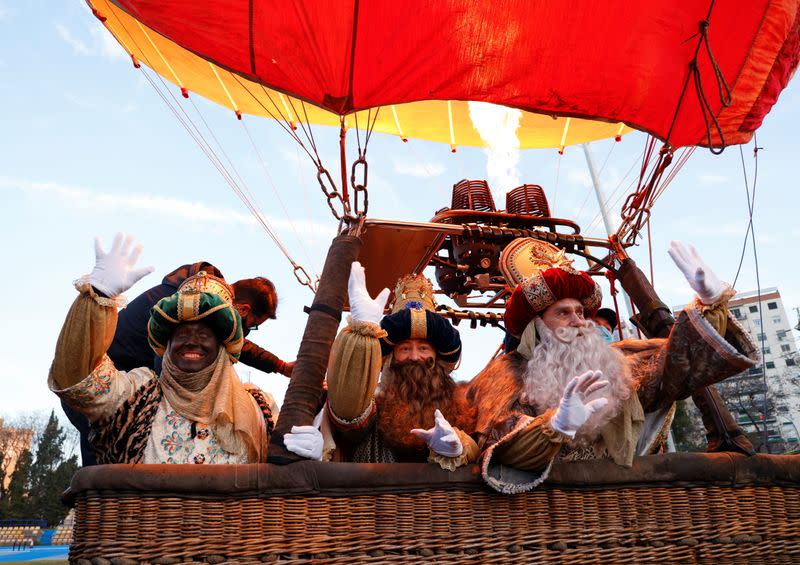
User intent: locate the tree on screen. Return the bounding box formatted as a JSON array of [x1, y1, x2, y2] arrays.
[[0, 410, 79, 525], [0, 448, 32, 520], [671, 400, 705, 452], [0, 418, 35, 495], [27, 411, 78, 526]]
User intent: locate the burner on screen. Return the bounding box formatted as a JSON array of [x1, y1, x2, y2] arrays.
[[451, 179, 496, 211], [505, 184, 551, 217]]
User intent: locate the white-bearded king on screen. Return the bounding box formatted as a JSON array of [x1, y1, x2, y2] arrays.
[[467, 239, 759, 493]]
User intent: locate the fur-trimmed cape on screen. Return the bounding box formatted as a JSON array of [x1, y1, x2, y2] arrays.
[[466, 303, 759, 493]]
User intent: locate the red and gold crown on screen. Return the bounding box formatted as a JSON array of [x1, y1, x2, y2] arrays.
[[500, 239, 602, 336]]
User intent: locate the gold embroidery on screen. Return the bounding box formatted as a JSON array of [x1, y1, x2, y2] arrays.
[[521, 273, 556, 312], [178, 292, 201, 322], [410, 308, 428, 340]]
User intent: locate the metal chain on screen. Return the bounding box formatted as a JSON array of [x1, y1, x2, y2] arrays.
[[618, 145, 673, 244], [350, 153, 369, 218], [292, 264, 316, 292], [316, 165, 348, 221]]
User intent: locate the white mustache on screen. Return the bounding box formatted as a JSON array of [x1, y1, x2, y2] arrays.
[[553, 320, 595, 343]]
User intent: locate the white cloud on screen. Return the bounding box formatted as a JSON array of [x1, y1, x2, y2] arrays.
[[0, 177, 334, 240], [566, 167, 592, 188], [392, 158, 446, 178], [698, 173, 729, 185], [64, 91, 136, 114], [55, 22, 127, 61], [91, 25, 127, 60], [55, 23, 91, 55]]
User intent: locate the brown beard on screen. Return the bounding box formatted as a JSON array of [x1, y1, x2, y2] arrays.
[[376, 358, 475, 454]]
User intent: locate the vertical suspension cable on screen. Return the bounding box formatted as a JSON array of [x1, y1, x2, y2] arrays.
[[558, 118, 572, 155], [390, 105, 407, 141], [552, 152, 563, 215], [447, 101, 457, 153]]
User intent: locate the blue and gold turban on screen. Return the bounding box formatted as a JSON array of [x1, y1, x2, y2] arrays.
[[378, 274, 462, 367], [147, 271, 244, 362]]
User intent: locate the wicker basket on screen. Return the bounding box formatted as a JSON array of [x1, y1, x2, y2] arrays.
[[65, 453, 800, 564]]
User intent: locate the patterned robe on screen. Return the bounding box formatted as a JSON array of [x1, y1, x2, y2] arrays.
[[467, 300, 759, 493], [49, 292, 277, 465]]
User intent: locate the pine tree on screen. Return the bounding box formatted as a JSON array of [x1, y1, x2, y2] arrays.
[[27, 411, 77, 526]]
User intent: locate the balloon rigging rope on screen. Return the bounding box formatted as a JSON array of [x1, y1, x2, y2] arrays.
[[646, 217, 655, 284], [732, 139, 759, 287], [583, 144, 649, 234], [104, 6, 314, 277], [731, 136, 769, 447], [597, 138, 617, 178], [238, 119, 320, 280], [551, 151, 562, 215], [137, 65, 313, 285]]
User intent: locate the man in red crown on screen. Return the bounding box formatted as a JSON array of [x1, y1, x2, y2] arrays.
[[467, 239, 759, 493]]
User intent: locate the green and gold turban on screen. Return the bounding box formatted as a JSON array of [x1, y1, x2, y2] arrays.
[[147, 271, 244, 362]]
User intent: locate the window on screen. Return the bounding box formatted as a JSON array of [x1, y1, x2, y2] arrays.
[[787, 358, 797, 367], [749, 305, 758, 313], [758, 333, 767, 342], [777, 330, 788, 341], [731, 308, 741, 319], [766, 361, 776, 369], [781, 344, 791, 353], [768, 302, 778, 310], [763, 347, 771, 355], [773, 317, 782, 324]]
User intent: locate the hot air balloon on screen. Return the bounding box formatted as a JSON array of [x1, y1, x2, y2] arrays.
[[63, 1, 800, 561]]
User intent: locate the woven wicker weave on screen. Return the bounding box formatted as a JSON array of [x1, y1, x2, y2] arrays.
[[65, 454, 800, 564]]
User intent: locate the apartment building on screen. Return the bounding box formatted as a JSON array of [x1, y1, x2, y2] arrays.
[[723, 288, 800, 452]]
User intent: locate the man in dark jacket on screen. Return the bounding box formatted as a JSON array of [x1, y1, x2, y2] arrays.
[[63, 261, 294, 465]]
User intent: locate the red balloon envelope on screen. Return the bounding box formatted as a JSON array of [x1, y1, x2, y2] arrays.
[[89, 0, 799, 149]]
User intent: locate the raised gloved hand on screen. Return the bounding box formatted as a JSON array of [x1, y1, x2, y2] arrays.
[[668, 241, 728, 305], [411, 409, 463, 458], [88, 233, 154, 297], [283, 410, 325, 460], [551, 370, 610, 438], [348, 261, 390, 324]]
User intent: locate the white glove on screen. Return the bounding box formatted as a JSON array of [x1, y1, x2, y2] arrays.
[[348, 261, 390, 324], [551, 370, 610, 438], [88, 233, 154, 297], [283, 410, 324, 460], [668, 241, 728, 305], [411, 409, 463, 458]]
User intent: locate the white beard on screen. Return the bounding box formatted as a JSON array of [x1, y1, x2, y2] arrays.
[[522, 318, 634, 440]]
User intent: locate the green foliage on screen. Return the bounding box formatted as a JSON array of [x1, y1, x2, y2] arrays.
[[671, 400, 706, 452], [0, 448, 32, 519], [0, 411, 77, 526]]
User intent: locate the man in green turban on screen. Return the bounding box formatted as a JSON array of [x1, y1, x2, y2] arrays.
[[49, 234, 288, 464]]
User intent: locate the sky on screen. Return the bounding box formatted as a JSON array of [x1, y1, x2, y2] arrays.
[[1, 2, 799, 427]]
